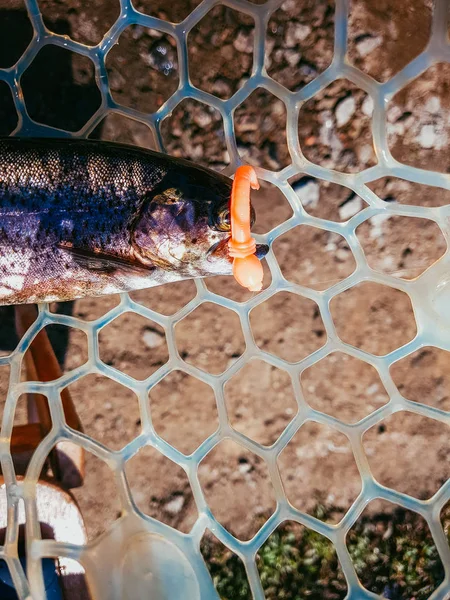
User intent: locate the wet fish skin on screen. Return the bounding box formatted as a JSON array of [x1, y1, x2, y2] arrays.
[[0, 137, 268, 305]]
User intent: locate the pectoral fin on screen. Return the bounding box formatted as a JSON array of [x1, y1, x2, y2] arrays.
[[58, 244, 152, 275]]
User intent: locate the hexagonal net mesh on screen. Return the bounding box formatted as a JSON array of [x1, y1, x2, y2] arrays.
[[0, 0, 449, 598]]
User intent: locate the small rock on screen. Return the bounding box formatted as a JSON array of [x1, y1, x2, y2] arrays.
[[147, 28, 164, 39], [417, 124, 437, 149], [284, 49, 300, 67], [358, 144, 375, 165], [211, 79, 232, 98], [362, 95, 374, 117], [387, 105, 403, 123], [369, 213, 391, 240], [273, 48, 284, 63], [272, 100, 286, 117], [425, 96, 440, 114], [388, 20, 399, 41], [356, 35, 382, 58], [164, 495, 184, 515], [296, 24, 312, 42], [366, 383, 379, 396], [285, 22, 311, 47], [235, 115, 259, 133], [131, 25, 147, 40], [386, 121, 405, 138], [142, 328, 164, 348], [299, 63, 318, 80], [319, 111, 343, 156], [172, 125, 182, 137], [292, 179, 320, 208], [191, 145, 203, 159], [193, 110, 212, 128], [233, 30, 254, 54], [335, 96, 356, 127], [284, 23, 297, 48], [238, 462, 252, 474], [335, 248, 349, 262], [339, 195, 363, 220], [281, 0, 297, 11]]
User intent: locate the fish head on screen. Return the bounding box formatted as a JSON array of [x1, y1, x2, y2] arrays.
[[131, 165, 269, 277]]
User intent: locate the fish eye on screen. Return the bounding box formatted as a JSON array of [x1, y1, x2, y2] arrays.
[[215, 207, 231, 232]]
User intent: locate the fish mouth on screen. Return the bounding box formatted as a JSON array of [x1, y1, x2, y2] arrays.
[[207, 239, 269, 261]]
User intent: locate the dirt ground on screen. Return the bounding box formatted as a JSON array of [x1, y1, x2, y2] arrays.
[[0, 0, 449, 554]]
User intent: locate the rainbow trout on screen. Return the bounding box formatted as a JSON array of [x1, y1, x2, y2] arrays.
[[0, 137, 268, 305]]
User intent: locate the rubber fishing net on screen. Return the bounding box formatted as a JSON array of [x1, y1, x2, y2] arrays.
[[0, 0, 449, 598]]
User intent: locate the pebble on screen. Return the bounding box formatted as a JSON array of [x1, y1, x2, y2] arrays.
[[417, 124, 437, 149], [366, 383, 379, 396], [142, 329, 165, 348], [273, 48, 284, 64], [356, 35, 382, 58], [369, 213, 391, 240], [387, 105, 403, 123], [425, 96, 440, 114], [131, 25, 146, 40], [272, 100, 286, 117], [296, 24, 312, 42], [284, 49, 300, 67], [238, 462, 252, 474], [164, 495, 184, 515], [212, 79, 232, 98], [358, 144, 375, 165], [236, 115, 259, 133], [193, 110, 213, 128], [386, 121, 405, 138], [292, 178, 320, 208], [233, 30, 254, 54], [284, 22, 311, 47], [147, 28, 164, 39], [335, 96, 356, 127], [362, 95, 374, 117], [335, 248, 349, 262], [338, 195, 363, 220], [281, 0, 297, 12], [281, 0, 297, 11], [194, 145, 204, 159]]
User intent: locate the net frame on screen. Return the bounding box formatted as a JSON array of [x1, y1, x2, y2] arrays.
[[0, 0, 449, 598]]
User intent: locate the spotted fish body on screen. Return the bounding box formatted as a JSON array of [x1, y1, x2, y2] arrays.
[[0, 138, 268, 306]]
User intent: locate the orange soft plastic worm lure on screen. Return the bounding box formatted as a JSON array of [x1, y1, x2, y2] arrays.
[[229, 165, 264, 292]]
